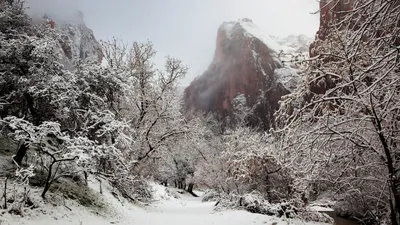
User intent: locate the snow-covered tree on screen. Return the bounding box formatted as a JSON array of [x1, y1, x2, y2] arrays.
[[193, 120, 294, 203], [275, 0, 400, 223], [0, 1, 172, 201], [100, 39, 189, 173]]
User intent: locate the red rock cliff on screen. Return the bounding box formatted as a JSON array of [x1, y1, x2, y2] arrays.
[[317, 0, 354, 40], [310, 0, 355, 57], [309, 0, 355, 94], [184, 19, 291, 130]]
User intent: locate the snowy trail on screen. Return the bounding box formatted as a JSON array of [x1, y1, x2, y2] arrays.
[[1, 183, 323, 225], [116, 186, 321, 225], [132, 194, 274, 225]]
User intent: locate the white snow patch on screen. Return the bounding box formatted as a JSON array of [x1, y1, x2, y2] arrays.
[[251, 49, 259, 61], [272, 34, 313, 53], [309, 206, 334, 212], [239, 20, 282, 53], [220, 19, 284, 54], [274, 67, 300, 92], [220, 22, 235, 38]]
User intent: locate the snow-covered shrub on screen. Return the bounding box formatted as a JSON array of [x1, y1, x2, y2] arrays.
[[239, 192, 275, 215], [239, 192, 300, 218], [0, 177, 37, 216], [297, 210, 334, 223], [195, 127, 295, 203], [164, 187, 180, 199], [201, 190, 220, 202], [50, 178, 104, 208], [0, 117, 94, 198], [6, 187, 35, 216], [112, 177, 153, 203], [213, 191, 331, 223], [215, 192, 301, 218], [333, 195, 383, 224]]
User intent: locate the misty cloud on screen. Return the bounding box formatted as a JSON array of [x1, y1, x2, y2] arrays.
[[25, 0, 83, 22]]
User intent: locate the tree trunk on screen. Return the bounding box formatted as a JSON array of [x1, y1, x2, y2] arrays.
[[187, 183, 194, 193], [178, 181, 182, 189], [24, 92, 39, 126], [13, 93, 39, 166], [371, 107, 400, 225], [3, 178, 7, 209], [187, 183, 198, 197], [84, 171, 88, 186], [13, 142, 28, 166], [41, 161, 55, 199]]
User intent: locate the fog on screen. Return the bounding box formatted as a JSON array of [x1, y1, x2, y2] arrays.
[[25, 0, 319, 86], [26, 0, 82, 22]]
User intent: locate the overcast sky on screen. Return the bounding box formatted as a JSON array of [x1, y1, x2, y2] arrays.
[[27, 0, 320, 86]]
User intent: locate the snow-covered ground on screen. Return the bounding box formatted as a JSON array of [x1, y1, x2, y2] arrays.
[[1, 180, 329, 225]]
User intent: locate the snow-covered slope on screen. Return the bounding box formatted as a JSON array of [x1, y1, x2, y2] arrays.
[[221, 19, 312, 55], [220, 19, 285, 54], [219, 19, 311, 92], [1, 181, 329, 225], [272, 34, 314, 54]]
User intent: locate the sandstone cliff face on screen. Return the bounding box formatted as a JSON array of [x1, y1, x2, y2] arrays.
[[317, 0, 354, 40], [310, 0, 354, 57], [184, 19, 301, 130], [44, 11, 103, 68], [309, 0, 355, 94]]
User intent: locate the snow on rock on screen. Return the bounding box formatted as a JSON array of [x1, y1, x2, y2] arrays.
[[223, 19, 311, 92], [218, 18, 311, 93], [221, 19, 287, 54], [185, 18, 311, 130], [239, 19, 282, 53], [274, 67, 300, 92], [308, 197, 336, 212], [34, 11, 103, 70], [273, 34, 314, 53], [309, 206, 334, 212], [56, 21, 103, 65], [220, 19, 312, 56], [219, 21, 235, 38]]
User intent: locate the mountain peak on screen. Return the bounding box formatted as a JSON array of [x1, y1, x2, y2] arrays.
[[32, 11, 103, 68], [184, 19, 295, 130], [218, 19, 281, 53]]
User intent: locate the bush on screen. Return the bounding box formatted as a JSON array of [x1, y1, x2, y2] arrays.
[[50, 178, 104, 208], [202, 190, 220, 202], [165, 188, 180, 199], [334, 196, 381, 224], [112, 177, 153, 203], [215, 192, 279, 216], [297, 210, 334, 223], [214, 191, 333, 223]]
